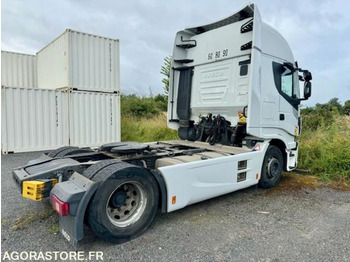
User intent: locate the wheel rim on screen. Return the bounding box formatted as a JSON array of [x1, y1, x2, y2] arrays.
[[266, 157, 280, 180], [106, 181, 147, 228]]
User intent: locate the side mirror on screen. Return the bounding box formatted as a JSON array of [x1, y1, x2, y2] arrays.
[[303, 71, 312, 82], [304, 82, 312, 99]]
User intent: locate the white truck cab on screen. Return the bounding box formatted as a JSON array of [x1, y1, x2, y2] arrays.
[[13, 3, 312, 246], [168, 3, 311, 173]]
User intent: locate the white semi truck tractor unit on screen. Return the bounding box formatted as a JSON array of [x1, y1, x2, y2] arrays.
[[13, 4, 312, 246]]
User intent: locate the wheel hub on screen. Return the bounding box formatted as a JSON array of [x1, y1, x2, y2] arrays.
[[267, 157, 279, 179], [106, 182, 147, 228], [111, 190, 127, 207]]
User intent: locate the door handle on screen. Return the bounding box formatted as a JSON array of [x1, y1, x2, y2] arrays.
[[280, 114, 285, 120]]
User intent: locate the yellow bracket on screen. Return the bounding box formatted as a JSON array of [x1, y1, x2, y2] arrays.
[[22, 179, 58, 201]]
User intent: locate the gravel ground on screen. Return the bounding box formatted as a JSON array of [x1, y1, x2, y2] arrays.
[[1, 152, 350, 262]]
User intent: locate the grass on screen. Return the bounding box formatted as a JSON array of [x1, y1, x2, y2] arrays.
[[266, 172, 350, 195], [2, 219, 10, 226], [121, 114, 178, 142], [298, 115, 350, 182], [47, 215, 59, 234], [10, 205, 55, 231]]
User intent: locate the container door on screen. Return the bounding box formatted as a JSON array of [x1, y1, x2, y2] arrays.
[[69, 91, 121, 147]]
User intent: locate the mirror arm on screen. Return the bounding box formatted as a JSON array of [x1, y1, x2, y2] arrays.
[[283, 62, 296, 72]]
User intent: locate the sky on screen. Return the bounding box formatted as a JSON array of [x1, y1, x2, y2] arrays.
[[2, 0, 350, 106]]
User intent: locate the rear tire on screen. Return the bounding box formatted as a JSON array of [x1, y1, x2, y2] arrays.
[[83, 159, 121, 180], [47, 146, 92, 158], [259, 145, 283, 189], [55, 147, 92, 157], [86, 162, 159, 243], [47, 146, 75, 158]]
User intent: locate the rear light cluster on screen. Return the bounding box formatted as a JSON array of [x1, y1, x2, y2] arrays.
[[51, 194, 69, 216]]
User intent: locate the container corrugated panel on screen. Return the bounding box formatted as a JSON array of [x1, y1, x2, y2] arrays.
[[69, 91, 121, 147], [37, 29, 120, 93], [1, 51, 37, 88], [1, 87, 69, 153]]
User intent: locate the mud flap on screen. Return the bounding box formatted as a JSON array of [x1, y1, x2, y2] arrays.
[[50, 172, 99, 248]]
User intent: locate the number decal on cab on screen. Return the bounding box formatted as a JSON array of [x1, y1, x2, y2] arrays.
[[208, 49, 229, 60]]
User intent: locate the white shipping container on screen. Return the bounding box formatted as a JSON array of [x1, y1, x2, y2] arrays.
[[1, 51, 37, 88], [1, 87, 69, 153], [69, 90, 121, 147], [37, 29, 120, 93], [2, 88, 121, 153]]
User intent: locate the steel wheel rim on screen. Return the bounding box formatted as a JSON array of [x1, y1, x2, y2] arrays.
[[266, 157, 280, 179], [106, 181, 147, 228]]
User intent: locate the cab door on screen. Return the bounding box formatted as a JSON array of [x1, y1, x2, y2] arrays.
[[273, 62, 300, 136]]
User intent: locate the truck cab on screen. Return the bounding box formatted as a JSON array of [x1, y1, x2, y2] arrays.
[[168, 3, 311, 171]]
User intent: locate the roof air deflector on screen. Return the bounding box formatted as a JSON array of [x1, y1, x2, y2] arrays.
[[185, 4, 254, 35]]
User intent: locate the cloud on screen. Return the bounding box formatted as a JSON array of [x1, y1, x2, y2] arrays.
[[2, 0, 349, 105]]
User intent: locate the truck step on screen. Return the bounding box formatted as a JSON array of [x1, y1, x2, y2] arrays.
[[241, 41, 252, 51], [241, 19, 253, 33], [174, 59, 194, 64], [176, 43, 196, 49]]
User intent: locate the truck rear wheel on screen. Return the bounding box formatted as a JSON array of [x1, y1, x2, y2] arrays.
[[86, 162, 159, 243], [48, 146, 92, 158], [259, 145, 283, 189], [47, 146, 75, 158]]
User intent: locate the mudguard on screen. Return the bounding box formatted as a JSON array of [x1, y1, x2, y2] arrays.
[[50, 172, 99, 248]]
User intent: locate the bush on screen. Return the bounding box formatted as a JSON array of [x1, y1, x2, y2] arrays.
[[121, 95, 161, 118], [298, 115, 350, 181], [342, 100, 350, 115], [301, 106, 335, 131], [121, 114, 178, 142], [154, 94, 168, 112], [120, 93, 175, 142], [299, 99, 350, 182]]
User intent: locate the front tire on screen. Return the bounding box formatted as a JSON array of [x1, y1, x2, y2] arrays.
[[86, 162, 159, 243], [259, 145, 283, 189]]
